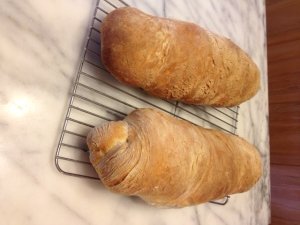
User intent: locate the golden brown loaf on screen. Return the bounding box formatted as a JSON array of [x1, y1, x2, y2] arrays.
[[101, 7, 260, 107], [87, 108, 262, 207]]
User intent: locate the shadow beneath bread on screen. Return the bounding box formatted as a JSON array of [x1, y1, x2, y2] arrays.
[[128, 195, 147, 205]]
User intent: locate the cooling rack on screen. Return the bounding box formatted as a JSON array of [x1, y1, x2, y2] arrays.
[[55, 0, 239, 206]]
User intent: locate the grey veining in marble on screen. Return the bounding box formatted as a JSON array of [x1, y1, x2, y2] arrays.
[[0, 0, 269, 225]]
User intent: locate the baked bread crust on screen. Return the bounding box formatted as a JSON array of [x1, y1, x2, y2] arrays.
[[87, 108, 262, 207], [101, 7, 260, 106]]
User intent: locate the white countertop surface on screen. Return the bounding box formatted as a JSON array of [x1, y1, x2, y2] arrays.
[[0, 0, 270, 224]]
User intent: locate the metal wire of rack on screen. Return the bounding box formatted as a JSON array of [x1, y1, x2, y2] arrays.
[[55, 0, 239, 206]]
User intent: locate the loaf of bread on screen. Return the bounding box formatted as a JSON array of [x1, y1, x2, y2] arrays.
[[101, 7, 260, 107], [87, 108, 262, 207]]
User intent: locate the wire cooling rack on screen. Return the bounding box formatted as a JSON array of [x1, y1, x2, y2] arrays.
[[55, 0, 239, 206]]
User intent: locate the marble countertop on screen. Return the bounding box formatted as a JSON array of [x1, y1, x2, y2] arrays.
[[0, 0, 270, 224]]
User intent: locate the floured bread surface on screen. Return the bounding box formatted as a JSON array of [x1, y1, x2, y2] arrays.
[[101, 7, 260, 106]]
